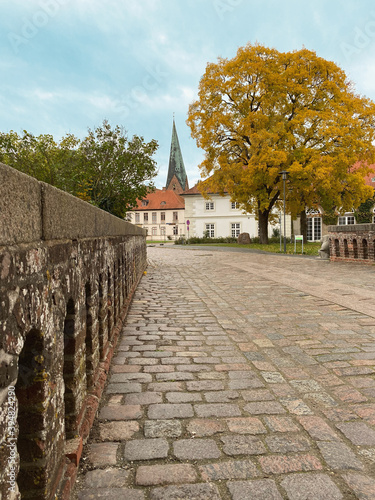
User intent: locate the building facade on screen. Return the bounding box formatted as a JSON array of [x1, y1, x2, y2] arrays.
[[182, 186, 288, 239], [127, 189, 185, 240]]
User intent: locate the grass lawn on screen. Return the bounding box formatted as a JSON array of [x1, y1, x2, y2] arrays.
[[147, 240, 173, 244], [186, 241, 321, 256]]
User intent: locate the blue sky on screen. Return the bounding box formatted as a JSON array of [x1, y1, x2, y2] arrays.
[[2, 0, 375, 188]]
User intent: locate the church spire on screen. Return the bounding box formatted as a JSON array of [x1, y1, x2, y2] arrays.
[[165, 118, 189, 193]]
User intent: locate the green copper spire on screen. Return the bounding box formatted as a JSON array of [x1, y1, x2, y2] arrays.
[[166, 119, 188, 192]]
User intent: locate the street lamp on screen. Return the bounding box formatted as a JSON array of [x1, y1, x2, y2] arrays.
[[280, 171, 289, 253]]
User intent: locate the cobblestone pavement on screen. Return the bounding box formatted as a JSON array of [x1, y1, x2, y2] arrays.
[[74, 247, 375, 499]]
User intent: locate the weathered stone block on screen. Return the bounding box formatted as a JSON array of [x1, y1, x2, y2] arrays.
[[0, 163, 42, 245], [237, 232, 251, 244]]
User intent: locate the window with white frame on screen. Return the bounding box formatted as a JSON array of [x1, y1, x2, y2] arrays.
[[338, 215, 355, 225], [231, 202, 240, 210], [173, 225, 178, 235], [205, 223, 215, 237], [161, 212, 165, 221], [152, 212, 157, 223], [231, 223, 241, 238], [135, 212, 140, 223], [173, 211, 178, 222], [307, 217, 322, 241], [205, 201, 214, 210], [143, 212, 148, 223], [152, 227, 157, 236], [161, 226, 166, 235]]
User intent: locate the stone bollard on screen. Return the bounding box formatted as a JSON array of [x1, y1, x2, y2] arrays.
[[318, 235, 330, 259], [237, 232, 251, 244]]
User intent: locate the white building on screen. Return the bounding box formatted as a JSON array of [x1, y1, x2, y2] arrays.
[[182, 185, 289, 239]]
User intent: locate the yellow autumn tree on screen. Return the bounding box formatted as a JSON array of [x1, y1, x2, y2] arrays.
[[187, 44, 375, 243]]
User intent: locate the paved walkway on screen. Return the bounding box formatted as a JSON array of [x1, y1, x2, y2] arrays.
[[74, 247, 375, 499]]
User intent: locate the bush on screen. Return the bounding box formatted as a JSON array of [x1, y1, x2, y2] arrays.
[[175, 236, 237, 245], [174, 235, 286, 245], [268, 236, 283, 244], [250, 237, 281, 244]]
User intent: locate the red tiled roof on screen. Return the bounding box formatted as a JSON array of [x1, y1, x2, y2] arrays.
[[131, 189, 185, 211], [364, 165, 375, 188], [351, 162, 375, 189], [182, 184, 202, 195]]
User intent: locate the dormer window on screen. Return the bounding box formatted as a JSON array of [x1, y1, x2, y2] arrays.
[[160, 201, 166, 206], [142, 200, 149, 206]]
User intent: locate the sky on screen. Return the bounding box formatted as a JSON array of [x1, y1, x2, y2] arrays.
[[2, 0, 375, 189]]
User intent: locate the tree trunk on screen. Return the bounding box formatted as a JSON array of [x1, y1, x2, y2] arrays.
[[300, 209, 307, 243], [258, 209, 269, 244]]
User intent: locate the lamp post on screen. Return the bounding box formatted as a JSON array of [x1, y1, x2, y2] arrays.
[[280, 171, 289, 253]]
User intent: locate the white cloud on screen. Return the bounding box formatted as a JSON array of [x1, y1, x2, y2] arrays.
[[33, 89, 60, 101], [179, 86, 196, 102]]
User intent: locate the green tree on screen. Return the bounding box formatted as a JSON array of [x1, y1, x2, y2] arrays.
[[0, 120, 159, 218], [79, 120, 158, 217], [0, 130, 81, 192], [187, 44, 375, 243]]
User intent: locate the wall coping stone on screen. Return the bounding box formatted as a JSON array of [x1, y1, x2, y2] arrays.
[[1, 163, 145, 245], [0, 162, 42, 245], [328, 223, 375, 233]]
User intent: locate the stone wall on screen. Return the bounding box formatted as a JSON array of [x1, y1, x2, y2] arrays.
[[0, 164, 147, 499], [328, 223, 375, 264]]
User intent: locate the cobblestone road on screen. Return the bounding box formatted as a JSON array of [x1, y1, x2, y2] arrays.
[[74, 247, 375, 499]]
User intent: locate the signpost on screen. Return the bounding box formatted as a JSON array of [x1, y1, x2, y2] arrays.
[[186, 220, 190, 243], [294, 235, 303, 254], [280, 171, 289, 253]]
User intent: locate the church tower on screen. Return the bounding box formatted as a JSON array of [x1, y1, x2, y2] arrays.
[[165, 119, 189, 193]]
